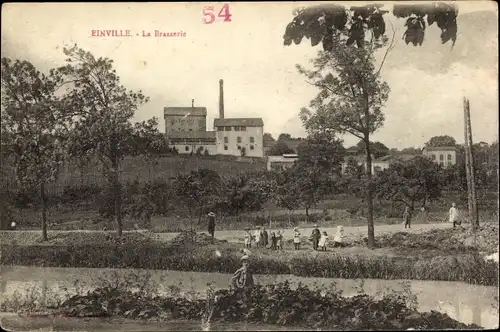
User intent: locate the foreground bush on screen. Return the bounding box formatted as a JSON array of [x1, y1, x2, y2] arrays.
[[0, 281, 481, 330], [1, 242, 497, 286]]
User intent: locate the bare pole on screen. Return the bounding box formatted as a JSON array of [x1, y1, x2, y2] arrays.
[[466, 98, 479, 229], [463, 97, 474, 231]]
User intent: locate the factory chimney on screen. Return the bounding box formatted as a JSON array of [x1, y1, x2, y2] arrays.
[[219, 79, 224, 119], [192, 99, 194, 108]]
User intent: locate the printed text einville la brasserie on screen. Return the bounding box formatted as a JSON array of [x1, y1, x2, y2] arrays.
[[91, 30, 187, 38]]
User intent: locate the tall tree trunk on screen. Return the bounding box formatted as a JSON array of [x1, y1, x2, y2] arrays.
[[305, 206, 309, 220], [114, 176, 122, 237], [364, 136, 375, 248], [40, 182, 48, 241]]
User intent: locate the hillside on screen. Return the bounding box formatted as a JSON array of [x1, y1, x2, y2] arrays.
[[3, 155, 267, 194]]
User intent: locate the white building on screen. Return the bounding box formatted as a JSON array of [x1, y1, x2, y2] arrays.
[[422, 146, 458, 167], [168, 131, 217, 155], [267, 154, 298, 171], [214, 118, 264, 158]]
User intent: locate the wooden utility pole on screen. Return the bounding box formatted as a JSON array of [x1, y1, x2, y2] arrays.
[[466, 98, 479, 229], [463, 97, 479, 231], [463, 97, 474, 230]]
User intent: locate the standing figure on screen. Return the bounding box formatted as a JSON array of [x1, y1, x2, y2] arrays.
[[276, 230, 283, 250], [293, 227, 301, 250], [230, 255, 255, 290], [332, 225, 345, 248], [207, 212, 216, 237], [270, 232, 277, 250], [449, 203, 461, 228], [253, 226, 261, 248], [244, 228, 252, 248], [403, 206, 412, 229], [318, 231, 329, 251], [311, 224, 321, 250], [262, 226, 269, 248]]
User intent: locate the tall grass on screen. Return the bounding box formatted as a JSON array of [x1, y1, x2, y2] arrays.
[[1, 243, 497, 286]]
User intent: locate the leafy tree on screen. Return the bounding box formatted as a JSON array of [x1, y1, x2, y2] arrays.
[[174, 169, 224, 230], [298, 39, 390, 248], [400, 147, 422, 154], [293, 137, 344, 217], [268, 141, 295, 156], [375, 156, 443, 213], [356, 140, 390, 158], [58, 45, 161, 236], [263, 133, 276, 142], [272, 168, 300, 225], [1, 58, 68, 240], [278, 133, 292, 141], [283, 2, 459, 50], [425, 135, 457, 147], [344, 156, 364, 180]]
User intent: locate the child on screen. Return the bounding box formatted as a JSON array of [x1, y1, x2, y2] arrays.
[[244, 228, 252, 248], [318, 231, 329, 251], [332, 225, 345, 248], [293, 227, 301, 250], [253, 227, 261, 248], [270, 232, 277, 250], [403, 206, 411, 229], [276, 230, 283, 250]]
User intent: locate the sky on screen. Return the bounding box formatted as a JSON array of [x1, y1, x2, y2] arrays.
[[1, 1, 498, 149]]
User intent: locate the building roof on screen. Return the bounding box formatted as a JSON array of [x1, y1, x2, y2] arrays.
[[214, 118, 264, 127], [267, 155, 298, 162], [423, 146, 457, 151], [164, 107, 207, 117], [167, 131, 216, 142], [374, 154, 419, 162]]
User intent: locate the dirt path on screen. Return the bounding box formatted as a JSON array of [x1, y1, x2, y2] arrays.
[[154, 222, 453, 243]]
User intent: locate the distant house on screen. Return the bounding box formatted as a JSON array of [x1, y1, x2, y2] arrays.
[[167, 131, 216, 155], [214, 118, 264, 158], [267, 154, 298, 171], [341, 154, 374, 174], [422, 146, 458, 167], [372, 154, 420, 174]]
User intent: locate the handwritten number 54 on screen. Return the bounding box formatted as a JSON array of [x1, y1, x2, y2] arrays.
[[203, 4, 232, 24]]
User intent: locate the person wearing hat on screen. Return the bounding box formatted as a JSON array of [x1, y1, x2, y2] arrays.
[[230, 255, 254, 290], [293, 227, 301, 250], [310, 224, 321, 250], [207, 212, 216, 237], [253, 226, 261, 248], [244, 227, 252, 248]]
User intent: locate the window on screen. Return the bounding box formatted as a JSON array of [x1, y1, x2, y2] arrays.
[[185, 146, 189, 152], [439, 154, 444, 161], [432, 154, 436, 160], [199, 119, 205, 127], [225, 126, 232, 131], [234, 126, 240, 131], [237, 146, 241, 150], [439, 161, 444, 166], [224, 137, 228, 144], [249, 136, 254, 143], [447, 154, 452, 160], [189, 129, 192, 131], [224, 145, 228, 151], [250, 145, 254, 150], [217, 127, 223, 131], [188, 119, 194, 125], [237, 136, 242, 143], [171, 119, 175, 125], [240, 126, 246, 131]]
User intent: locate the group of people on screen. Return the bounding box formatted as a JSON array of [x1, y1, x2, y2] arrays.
[[401, 203, 462, 229], [245, 226, 283, 250], [243, 224, 345, 251]]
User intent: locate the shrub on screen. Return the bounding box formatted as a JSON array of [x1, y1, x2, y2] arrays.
[[0, 280, 481, 330]]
